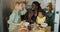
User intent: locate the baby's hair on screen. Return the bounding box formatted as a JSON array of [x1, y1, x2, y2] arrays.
[[38, 9, 46, 16]]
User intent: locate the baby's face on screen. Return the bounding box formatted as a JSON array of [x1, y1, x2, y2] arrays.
[[38, 12, 43, 18]]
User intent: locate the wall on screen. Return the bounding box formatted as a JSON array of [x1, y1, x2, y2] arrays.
[[10, 0, 56, 9], [2, 0, 11, 32], [0, 0, 4, 32], [10, 0, 26, 10]]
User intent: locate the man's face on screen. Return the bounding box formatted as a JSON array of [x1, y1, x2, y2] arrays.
[[28, 12, 34, 18], [48, 7, 52, 11]]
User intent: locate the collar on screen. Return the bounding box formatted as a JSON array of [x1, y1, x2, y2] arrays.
[[46, 10, 54, 13]]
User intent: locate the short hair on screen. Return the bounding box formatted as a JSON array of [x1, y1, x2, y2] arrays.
[[38, 9, 46, 16]]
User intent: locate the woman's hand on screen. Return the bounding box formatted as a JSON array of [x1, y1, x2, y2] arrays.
[[11, 20, 26, 26], [19, 20, 26, 25], [10, 23, 21, 26]]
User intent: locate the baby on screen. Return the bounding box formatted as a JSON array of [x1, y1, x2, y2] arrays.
[[36, 10, 46, 25]]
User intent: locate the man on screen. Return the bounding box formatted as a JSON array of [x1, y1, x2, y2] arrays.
[[46, 3, 55, 31]]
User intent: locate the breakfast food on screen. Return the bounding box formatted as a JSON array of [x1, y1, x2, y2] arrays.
[[20, 25, 26, 28], [19, 29, 28, 32], [34, 26, 40, 30], [39, 29, 46, 32]]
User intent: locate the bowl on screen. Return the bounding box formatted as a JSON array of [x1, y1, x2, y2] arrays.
[[41, 23, 48, 28], [24, 22, 29, 27]]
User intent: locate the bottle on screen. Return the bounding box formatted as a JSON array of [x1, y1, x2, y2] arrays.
[[27, 24, 31, 30]]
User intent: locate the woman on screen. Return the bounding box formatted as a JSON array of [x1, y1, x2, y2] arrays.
[[32, 1, 42, 16], [7, 2, 27, 32], [46, 3, 55, 31], [26, 10, 35, 24]]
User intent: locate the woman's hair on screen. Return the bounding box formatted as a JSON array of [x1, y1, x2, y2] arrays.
[[15, 2, 24, 5], [13, 2, 25, 11], [37, 9, 46, 16], [32, 1, 42, 10]]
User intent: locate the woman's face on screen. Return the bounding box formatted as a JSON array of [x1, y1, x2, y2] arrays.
[[32, 4, 37, 10], [18, 3, 25, 10]]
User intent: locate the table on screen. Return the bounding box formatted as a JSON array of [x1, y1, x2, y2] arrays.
[[13, 25, 51, 32]]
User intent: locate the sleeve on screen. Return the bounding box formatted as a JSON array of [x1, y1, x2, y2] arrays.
[[36, 17, 38, 23], [20, 9, 27, 15], [7, 11, 16, 24]]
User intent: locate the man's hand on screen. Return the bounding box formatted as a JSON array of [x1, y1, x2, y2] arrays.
[[5, 17, 9, 21]]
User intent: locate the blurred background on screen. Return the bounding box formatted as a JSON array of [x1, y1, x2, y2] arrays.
[[1, 0, 60, 32]]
